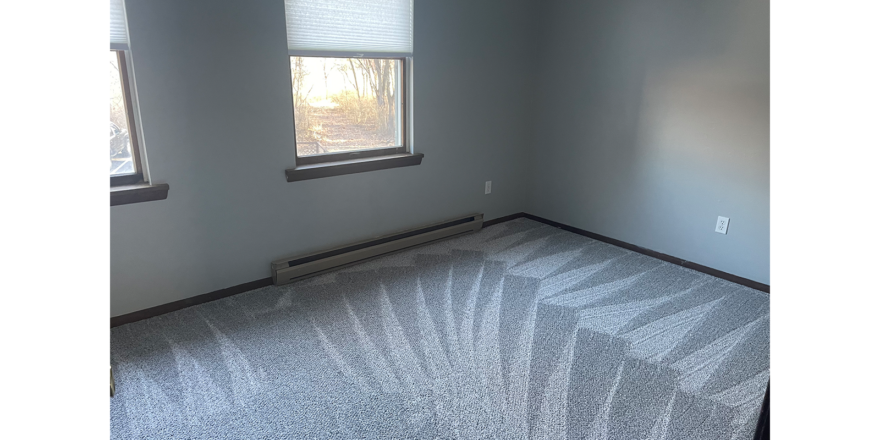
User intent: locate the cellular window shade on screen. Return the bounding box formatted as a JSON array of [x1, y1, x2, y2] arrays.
[[109, 0, 129, 50], [284, 0, 413, 56]]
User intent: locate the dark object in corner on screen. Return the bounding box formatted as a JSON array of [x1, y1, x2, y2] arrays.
[[754, 382, 769, 440], [110, 365, 115, 398]]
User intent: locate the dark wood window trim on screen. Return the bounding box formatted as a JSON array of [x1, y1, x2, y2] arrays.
[[111, 183, 170, 206], [291, 56, 409, 169], [286, 152, 423, 182]]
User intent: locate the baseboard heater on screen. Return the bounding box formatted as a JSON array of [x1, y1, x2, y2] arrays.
[[271, 213, 484, 285]]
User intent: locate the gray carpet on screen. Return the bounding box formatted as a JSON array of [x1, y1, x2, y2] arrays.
[[110, 218, 769, 439]]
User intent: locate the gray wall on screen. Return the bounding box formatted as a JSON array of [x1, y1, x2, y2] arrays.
[[112, 0, 770, 317], [528, 0, 769, 284], [110, 0, 539, 317]]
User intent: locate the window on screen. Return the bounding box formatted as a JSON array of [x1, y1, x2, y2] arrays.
[[109, 50, 141, 182], [109, 0, 168, 204], [284, 0, 420, 180], [291, 56, 405, 160]]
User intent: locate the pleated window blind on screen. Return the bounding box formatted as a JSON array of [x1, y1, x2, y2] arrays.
[[284, 0, 413, 57], [110, 0, 129, 50]]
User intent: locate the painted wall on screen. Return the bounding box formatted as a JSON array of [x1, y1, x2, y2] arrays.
[[112, 0, 771, 317], [528, 0, 769, 284], [110, 0, 539, 316]]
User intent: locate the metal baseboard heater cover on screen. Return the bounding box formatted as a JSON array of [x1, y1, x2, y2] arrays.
[[271, 214, 484, 285]]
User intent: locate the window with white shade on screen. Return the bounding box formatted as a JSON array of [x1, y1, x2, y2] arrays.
[[284, 0, 413, 56], [109, 0, 143, 184], [284, 0, 414, 166]]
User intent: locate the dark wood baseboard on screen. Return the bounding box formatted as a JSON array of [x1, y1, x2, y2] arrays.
[[515, 213, 770, 293], [483, 212, 526, 228], [110, 277, 273, 327], [113, 211, 767, 327], [116, 214, 486, 328]]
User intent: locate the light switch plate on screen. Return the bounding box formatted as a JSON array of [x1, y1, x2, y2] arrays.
[[715, 216, 730, 234], [485, 181, 492, 194]]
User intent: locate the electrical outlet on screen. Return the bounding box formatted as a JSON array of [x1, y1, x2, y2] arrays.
[[715, 216, 730, 234], [485, 181, 492, 194]]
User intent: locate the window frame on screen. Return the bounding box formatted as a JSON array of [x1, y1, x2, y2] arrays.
[[110, 50, 145, 187], [108, 49, 169, 206], [290, 55, 410, 166]]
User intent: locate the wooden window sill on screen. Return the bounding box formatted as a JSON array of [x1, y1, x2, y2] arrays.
[[286, 153, 424, 182], [110, 183, 169, 206]]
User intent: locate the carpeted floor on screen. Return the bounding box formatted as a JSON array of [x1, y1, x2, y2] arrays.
[[110, 218, 769, 439]]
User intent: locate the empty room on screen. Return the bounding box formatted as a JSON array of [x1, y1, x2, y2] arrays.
[[7, 0, 880, 438]]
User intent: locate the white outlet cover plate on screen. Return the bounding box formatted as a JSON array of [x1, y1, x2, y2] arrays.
[[715, 216, 730, 234], [485, 181, 492, 194]]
